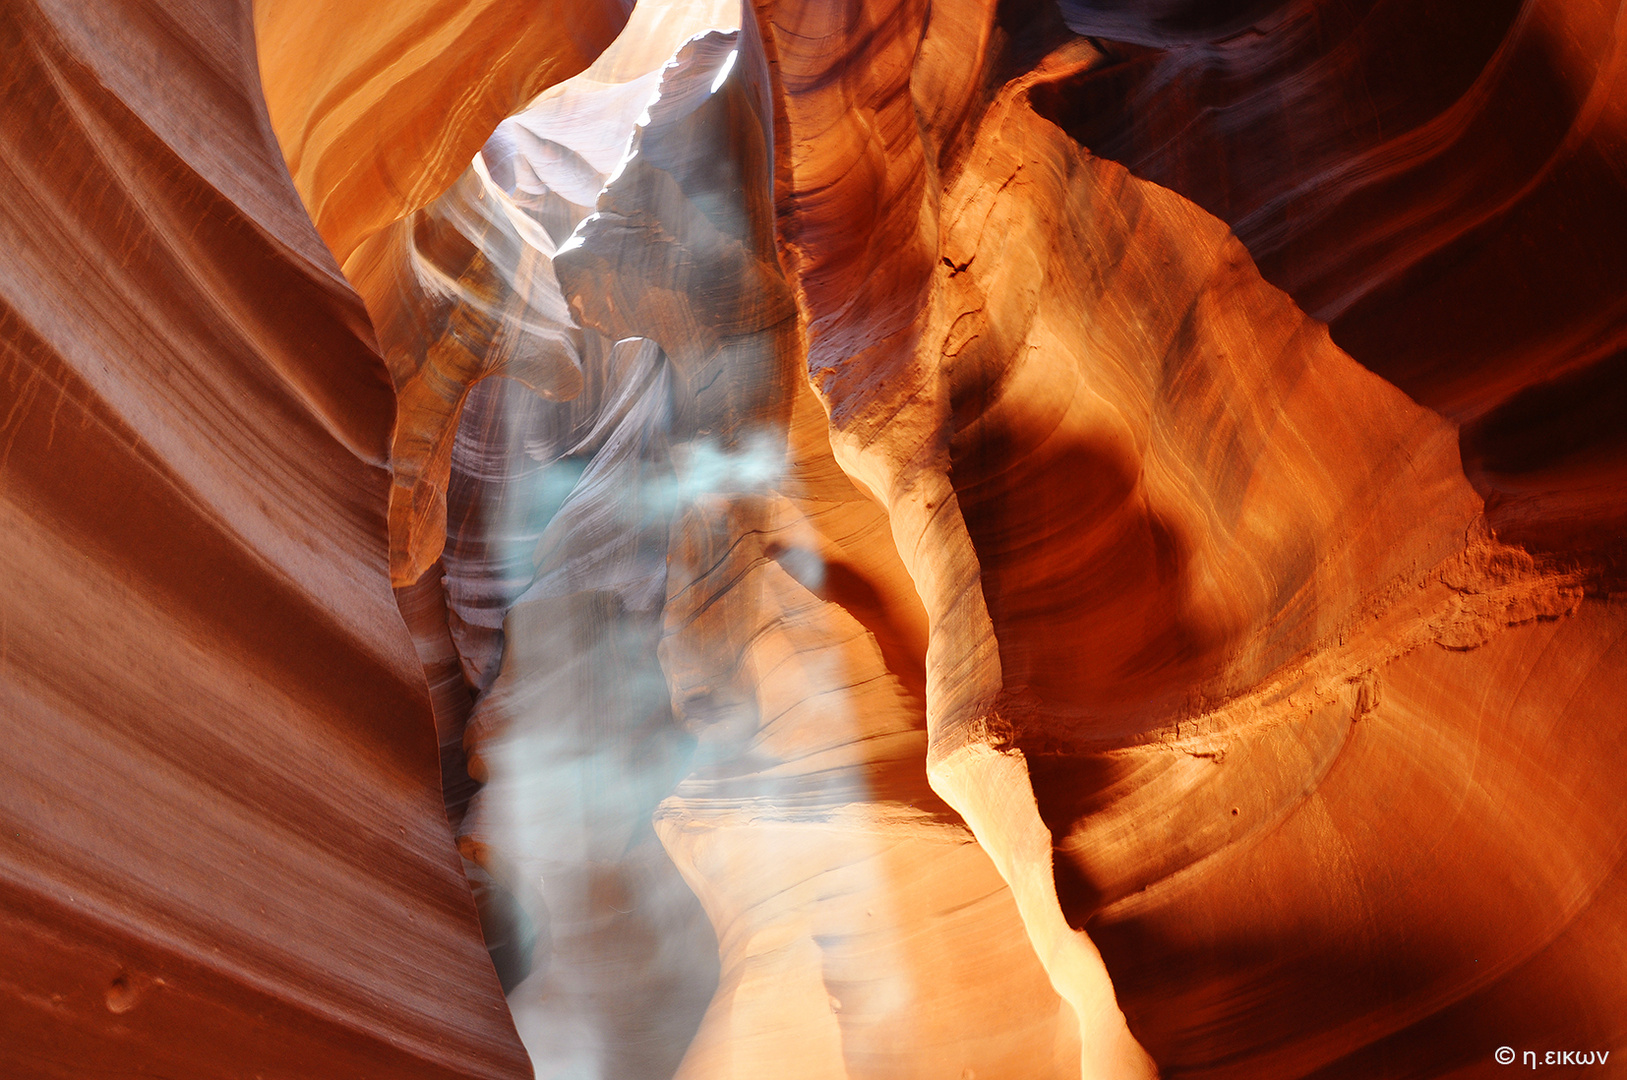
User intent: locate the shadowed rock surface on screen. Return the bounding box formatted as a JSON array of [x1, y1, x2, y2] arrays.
[[1041, 0, 1627, 567], [2, 0, 1624, 1078]]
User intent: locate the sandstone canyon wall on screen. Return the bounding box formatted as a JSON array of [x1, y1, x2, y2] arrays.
[[1, 0, 1625, 1078], [0, 0, 616, 1075]]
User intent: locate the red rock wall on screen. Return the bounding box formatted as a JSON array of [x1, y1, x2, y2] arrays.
[[3, 0, 1625, 1077], [0, 0, 544, 1075]]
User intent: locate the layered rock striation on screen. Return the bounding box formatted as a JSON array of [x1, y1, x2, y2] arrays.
[[1041, 0, 1627, 566], [1, 0, 1624, 1078], [0, 0, 569, 1076]]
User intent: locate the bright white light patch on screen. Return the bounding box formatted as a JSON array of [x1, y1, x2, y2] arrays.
[[709, 49, 738, 94], [470, 150, 558, 256]]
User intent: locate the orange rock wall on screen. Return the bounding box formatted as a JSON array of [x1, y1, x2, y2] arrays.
[[1046, 0, 1627, 563], [256, 0, 631, 263], [2, 0, 1625, 1078]]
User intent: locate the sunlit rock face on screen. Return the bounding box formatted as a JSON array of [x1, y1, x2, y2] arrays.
[[746, 0, 1627, 1076], [346, 6, 1087, 1075], [336, 0, 1627, 1073], [3, 0, 1625, 1079], [254, 0, 632, 265]]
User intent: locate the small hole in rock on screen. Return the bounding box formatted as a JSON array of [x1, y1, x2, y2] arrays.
[[105, 971, 141, 1014]]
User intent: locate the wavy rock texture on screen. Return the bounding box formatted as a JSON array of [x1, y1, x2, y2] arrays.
[[297, 0, 1627, 1073], [4, 0, 1626, 1078], [255, 0, 632, 263], [1041, 0, 1627, 566], [345, 8, 749, 1075], [749, 0, 1626, 1074], [0, 0, 543, 1077]]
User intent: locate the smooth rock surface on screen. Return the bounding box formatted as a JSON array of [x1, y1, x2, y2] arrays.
[[4, 0, 1625, 1078], [0, 0, 587, 1075]]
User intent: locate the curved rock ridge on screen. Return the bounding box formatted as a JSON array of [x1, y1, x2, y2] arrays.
[[347, 0, 743, 596], [348, 8, 755, 1074], [557, 24, 1088, 1079], [5, 0, 1624, 1078], [255, 0, 633, 264], [1038, 0, 1627, 565], [359, 6, 1109, 1076], [309, 0, 1627, 1074], [749, 0, 1627, 1073], [349, 164, 587, 592], [336, 11, 740, 1073], [0, 0, 534, 1076]]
